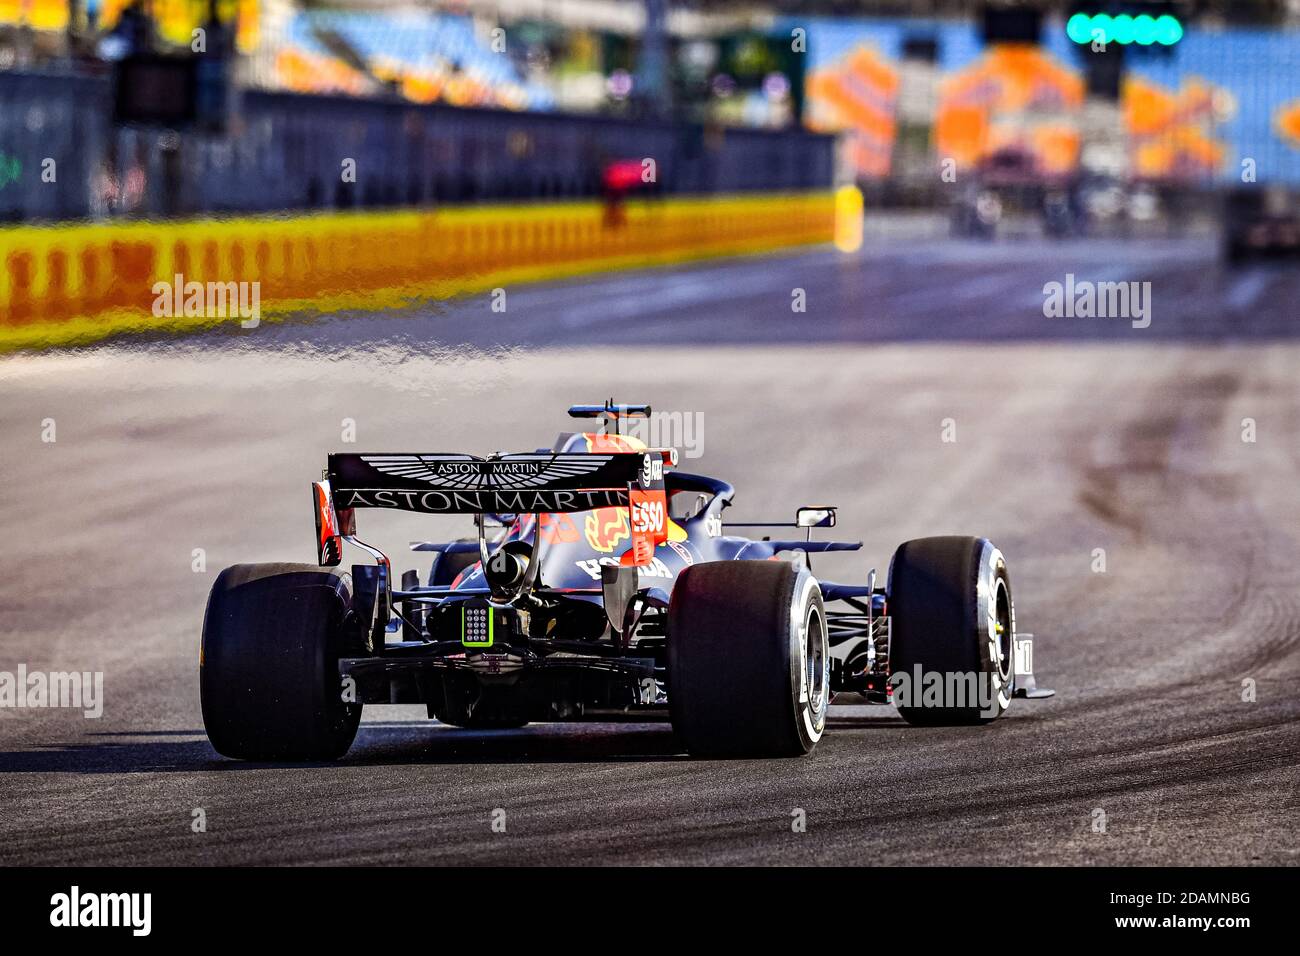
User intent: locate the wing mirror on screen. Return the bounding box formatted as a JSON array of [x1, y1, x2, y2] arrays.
[[796, 506, 836, 528]]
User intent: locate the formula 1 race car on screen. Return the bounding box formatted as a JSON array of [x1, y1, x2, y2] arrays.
[[200, 401, 1052, 760]]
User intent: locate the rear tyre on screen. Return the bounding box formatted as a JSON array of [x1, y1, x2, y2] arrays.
[[201, 563, 361, 760], [887, 536, 1015, 726], [668, 561, 828, 757]]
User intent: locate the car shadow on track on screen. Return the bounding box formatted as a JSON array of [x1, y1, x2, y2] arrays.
[[0, 723, 692, 773], [345, 721, 690, 765], [0, 711, 906, 773]]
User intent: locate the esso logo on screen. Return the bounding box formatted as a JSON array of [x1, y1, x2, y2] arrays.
[[632, 499, 664, 534]]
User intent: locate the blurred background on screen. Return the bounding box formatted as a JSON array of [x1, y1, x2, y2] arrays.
[[0, 0, 1296, 258]]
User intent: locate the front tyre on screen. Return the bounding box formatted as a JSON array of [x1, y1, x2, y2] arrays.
[[668, 561, 829, 757], [200, 563, 361, 760], [887, 536, 1015, 726]]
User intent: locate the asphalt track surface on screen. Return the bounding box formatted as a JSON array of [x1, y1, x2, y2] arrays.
[[2, 233, 1298, 865]]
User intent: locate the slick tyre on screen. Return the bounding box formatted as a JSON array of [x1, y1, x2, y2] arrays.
[[887, 536, 1015, 726], [201, 563, 361, 760], [668, 561, 829, 757]]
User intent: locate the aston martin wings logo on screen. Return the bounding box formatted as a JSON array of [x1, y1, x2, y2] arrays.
[[359, 454, 616, 490]]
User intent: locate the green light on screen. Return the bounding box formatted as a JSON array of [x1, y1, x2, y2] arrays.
[[1112, 14, 1134, 45], [1133, 14, 1157, 45], [1154, 14, 1183, 45], [1092, 14, 1113, 44], [1067, 13, 1092, 44], [1068, 12, 1183, 46]]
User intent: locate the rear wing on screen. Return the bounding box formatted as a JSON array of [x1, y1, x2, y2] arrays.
[[327, 452, 667, 514], [313, 451, 671, 567]]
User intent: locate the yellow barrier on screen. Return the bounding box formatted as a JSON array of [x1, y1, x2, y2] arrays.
[[0, 189, 856, 353]]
